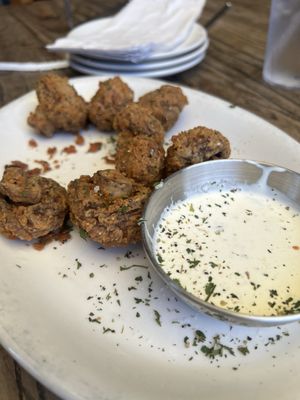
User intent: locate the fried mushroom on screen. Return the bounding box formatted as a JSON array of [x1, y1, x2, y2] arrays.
[[113, 102, 164, 144], [0, 167, 68, 240], [27, 73, 88, 137], [165, 126, 231, 175], [67, 169, 151, 247], [115, 134, 165, 186], [88, 77, 134, 132], [139, 85, 188, 131], [0, 166, 42, 204]]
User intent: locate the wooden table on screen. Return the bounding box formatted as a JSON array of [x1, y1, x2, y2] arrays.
[[0, 1, 299, 399]]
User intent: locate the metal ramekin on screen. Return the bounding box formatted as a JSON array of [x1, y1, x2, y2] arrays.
[[141, 159, 300, 327]]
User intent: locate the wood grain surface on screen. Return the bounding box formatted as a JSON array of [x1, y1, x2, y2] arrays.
[[0, 0, 299, 399]]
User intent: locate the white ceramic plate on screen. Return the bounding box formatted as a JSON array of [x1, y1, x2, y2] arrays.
[[70, 52, 206, 77], [49, 19, 207, 62], [0, 76, 300, 400], [70, 40, 209, 72]]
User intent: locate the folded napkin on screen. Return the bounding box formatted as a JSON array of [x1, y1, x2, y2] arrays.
[[47, 0, 206, 62], [0, 60, 69, 72]]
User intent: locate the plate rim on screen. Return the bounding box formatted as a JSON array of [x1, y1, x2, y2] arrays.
[[70, 40, 209, 72], [69, 52, 206, 78]]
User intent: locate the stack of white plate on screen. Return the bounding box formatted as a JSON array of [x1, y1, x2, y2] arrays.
[[63, 18, 209, 77]]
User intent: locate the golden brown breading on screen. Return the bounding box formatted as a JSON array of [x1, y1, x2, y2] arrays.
[[115, 134, 165, 186], [27, 105, 55, 138], [113, 102, 164, 144], [0, 166, 42, 204], [139, 85, 188, 131], [165, 126, 231, 175], [27, 74, 88, 137], [67, 169, 151, 247], [88, 77, 134, 132], [0, 167, 68, 240]]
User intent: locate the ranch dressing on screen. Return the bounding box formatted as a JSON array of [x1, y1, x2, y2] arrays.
[[153, 187, 300, 316]]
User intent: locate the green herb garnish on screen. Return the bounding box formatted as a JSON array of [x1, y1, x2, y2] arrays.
[[204, 278, 216, 301], [237, 346, 249, 356], [119, 205, 129, 213], [79, 228, 88, 240], [187, 259, 200, 268], [157, 253, 164, 264], [201, 335, 234, 359], [154, 310, 161, 326], [173, 278, 183, 288]]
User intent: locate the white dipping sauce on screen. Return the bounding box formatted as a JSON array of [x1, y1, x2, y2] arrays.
[[153, 186, 300, 316]]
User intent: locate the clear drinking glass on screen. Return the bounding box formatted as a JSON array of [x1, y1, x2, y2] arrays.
[[263, 0, 300, 89]]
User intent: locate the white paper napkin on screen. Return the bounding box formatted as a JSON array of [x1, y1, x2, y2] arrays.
[[47, 0, 206, 62]]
